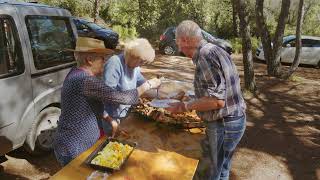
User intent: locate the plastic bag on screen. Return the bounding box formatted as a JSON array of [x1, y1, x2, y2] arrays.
[[87, 170, 109, 180]]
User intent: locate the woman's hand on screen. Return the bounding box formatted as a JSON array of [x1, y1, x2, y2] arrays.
[[147, 78, 162, 89], [103, 115, 119, 138], [110, 120, 119, 138], [137, 77, 162, 96]]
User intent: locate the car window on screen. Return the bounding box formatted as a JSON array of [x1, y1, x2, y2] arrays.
[[85, 22, 103, 30], [165, 27, 175, 37], [0, 15, 24, 78], [302, 39, 314, 47], [311, 39, 320, 47], [284, 39, 296, 47], [26, 16, 75, 70], [75, 20, 90, 30], [283, 36, 295, 43]]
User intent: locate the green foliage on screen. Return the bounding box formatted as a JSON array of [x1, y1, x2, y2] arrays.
[[135, 0, 161, 40], [251, 37, 260, 53], [203, 0, 234, 39], [34, 0, 320, 44], [302, 1, 320, 36], [112, 25, 138, 41], [230, 38, 243, 54], [39, 0, 92, 17], [103, 0, 139, 40], [99, 0, 207, 42], [230, 36, 260, 54], [262, 0, 320, 37]]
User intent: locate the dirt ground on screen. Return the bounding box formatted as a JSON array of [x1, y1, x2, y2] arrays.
[[0, 54, 319, 180]]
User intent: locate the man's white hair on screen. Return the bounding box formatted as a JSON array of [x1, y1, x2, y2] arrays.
[[124, 38, 155, 64], [175, 20, 203, 39]]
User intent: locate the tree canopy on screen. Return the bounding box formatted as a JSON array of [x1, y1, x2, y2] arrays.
[[33, 0, 319, 42]]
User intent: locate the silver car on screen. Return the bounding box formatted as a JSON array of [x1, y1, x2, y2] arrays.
[[256, 35, 320, 68], [0, 1, 77, 156]]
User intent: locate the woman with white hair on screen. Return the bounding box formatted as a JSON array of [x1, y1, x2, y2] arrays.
[[53, 38, 161, 166], [102, 38, 157, 136]]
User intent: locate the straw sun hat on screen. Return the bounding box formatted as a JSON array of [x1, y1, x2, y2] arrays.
[[67, 37, 114, 55]]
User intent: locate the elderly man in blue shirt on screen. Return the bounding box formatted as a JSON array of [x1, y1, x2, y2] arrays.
[[101, 38, 158, 137], [166, 20, 246, 180]]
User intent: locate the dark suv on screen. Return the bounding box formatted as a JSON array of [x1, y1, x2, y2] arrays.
[[73, 18, 119, 49], [159, 27, 233, 55]]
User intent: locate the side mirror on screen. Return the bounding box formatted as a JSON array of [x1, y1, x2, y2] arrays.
[[286, 44, 291, 48]]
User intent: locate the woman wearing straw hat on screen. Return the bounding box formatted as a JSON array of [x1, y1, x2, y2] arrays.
[[53, 37, 161, 166]]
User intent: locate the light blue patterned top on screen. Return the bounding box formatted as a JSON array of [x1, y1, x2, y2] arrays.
[[103, 53, 146, 119]]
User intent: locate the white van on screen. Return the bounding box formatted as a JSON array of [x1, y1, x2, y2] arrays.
[[0, 0, 77, 156]]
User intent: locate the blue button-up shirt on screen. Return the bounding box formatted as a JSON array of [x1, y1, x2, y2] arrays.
[[193, 40, 246, 121], [103, 53, 146, 119]]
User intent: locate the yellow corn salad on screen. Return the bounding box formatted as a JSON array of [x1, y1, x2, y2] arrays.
[[91, 141, 134, 169]]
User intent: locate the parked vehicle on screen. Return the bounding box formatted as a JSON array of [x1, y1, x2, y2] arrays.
[[256, 35, 320, 67], [159, 26, 233, 55], [73, 18, 119, 49], [0, 0, 77, 156]]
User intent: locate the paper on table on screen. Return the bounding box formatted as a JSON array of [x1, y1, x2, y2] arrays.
[[87, 170, 108, 180], [148, 99, 180, 108]]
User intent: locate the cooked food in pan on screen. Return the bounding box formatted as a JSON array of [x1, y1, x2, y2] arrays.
[[91, 141, 134, 169]]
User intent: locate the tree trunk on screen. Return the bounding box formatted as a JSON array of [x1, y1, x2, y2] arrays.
[[232, 0, 239, 37], [271, 0, 291, 77], [282, 0, 304, 79], [255, 0, 273, 75], [92, 0, 100, 23], [237, 0, 256, 92], [255, 0, 291, 77]]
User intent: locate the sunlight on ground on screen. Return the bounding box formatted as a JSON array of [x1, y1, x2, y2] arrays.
[[2, 155, 50, 180], [233, 148, 293, 180]]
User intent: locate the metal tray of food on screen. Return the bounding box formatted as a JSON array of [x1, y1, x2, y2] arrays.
[[132, 97, 205, 129], [84, 138, 137, 172]]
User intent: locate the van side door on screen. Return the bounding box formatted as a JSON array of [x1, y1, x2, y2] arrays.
[[0, 8, 34, 155]]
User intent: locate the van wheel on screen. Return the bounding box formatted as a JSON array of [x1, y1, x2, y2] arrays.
[[24, 107, 60, 155]]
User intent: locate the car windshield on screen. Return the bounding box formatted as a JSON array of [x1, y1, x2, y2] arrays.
[[84, 21, 103, 30], [283, 36, 295, 43]]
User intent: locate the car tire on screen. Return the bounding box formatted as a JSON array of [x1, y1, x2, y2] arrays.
[[24, 107, 60, 155], [163, 45, 177, 55]]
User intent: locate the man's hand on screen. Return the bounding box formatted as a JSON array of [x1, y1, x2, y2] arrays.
[[165, 102, 187, 114]]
